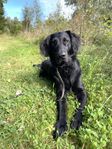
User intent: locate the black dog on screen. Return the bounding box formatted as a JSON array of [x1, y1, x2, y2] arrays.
[[39, 30, 87, 139]]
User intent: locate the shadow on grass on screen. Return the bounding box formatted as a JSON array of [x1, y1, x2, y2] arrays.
[[67, 132, 83, 148], [17, 67, 54, 91]]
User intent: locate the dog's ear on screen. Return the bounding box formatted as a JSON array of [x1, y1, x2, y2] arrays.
[[66, 30, 81, 55], [40, 35, 51, 57]]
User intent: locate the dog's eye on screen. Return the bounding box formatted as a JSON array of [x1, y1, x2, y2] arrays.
[[52, 39, 58, 46], [63, 38, 68, 44]]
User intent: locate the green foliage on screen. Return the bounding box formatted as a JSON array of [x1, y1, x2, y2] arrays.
[[65, 0, 112, 44], [4, 17, 22, 35], [0, 0, 7, 33], [45, 16, 68, 33]]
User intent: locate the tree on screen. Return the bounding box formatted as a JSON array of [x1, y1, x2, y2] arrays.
[[0, 0, 7, 33], [22, 6, 33, 31], [65, 0, 112, 41], [65, 0, 77, 6], [22, 0, 41, 31], [32, 0, 41, 27], [45, 1, 68, 33], [65, 0, 112, 23]]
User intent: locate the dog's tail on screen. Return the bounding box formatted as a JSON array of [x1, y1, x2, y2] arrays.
[[33, 64, 41, 68]]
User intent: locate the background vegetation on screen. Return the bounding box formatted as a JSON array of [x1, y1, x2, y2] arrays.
[[0, 0, 112, 148]]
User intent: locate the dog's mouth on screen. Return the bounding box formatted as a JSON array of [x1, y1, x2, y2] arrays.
[[56, 57, 69, 66]]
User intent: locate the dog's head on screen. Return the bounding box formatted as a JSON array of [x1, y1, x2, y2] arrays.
[[40, 30, 80, 66]]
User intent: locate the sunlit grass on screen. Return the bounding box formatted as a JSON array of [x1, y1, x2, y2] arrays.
[[0, 35, 112, 149]]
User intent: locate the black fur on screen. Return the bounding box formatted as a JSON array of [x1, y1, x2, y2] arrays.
[[39, 30, 87, 139]]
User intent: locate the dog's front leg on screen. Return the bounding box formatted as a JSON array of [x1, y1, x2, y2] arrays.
[[71, 76, 87, 130], [53, 81, 68, 139]]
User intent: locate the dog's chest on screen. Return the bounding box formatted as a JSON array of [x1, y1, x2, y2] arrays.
[[59, 67, 73, 90]]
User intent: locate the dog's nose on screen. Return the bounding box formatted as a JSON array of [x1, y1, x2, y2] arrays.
[[60, 52, 66, 58]]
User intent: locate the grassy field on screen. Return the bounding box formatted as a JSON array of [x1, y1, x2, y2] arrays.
[[0, 34, 112, 149]]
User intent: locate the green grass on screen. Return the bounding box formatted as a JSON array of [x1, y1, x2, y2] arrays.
[[0, 34, 112, 149]]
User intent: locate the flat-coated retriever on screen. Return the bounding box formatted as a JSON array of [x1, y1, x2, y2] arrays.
[[38, 30, 87, 139]]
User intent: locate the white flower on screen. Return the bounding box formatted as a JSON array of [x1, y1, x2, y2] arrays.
[[16, 90, 23, 97]]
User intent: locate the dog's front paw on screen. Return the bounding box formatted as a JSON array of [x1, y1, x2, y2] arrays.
[[70, 110, 83, 130], [52, 121, 68, 140]]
